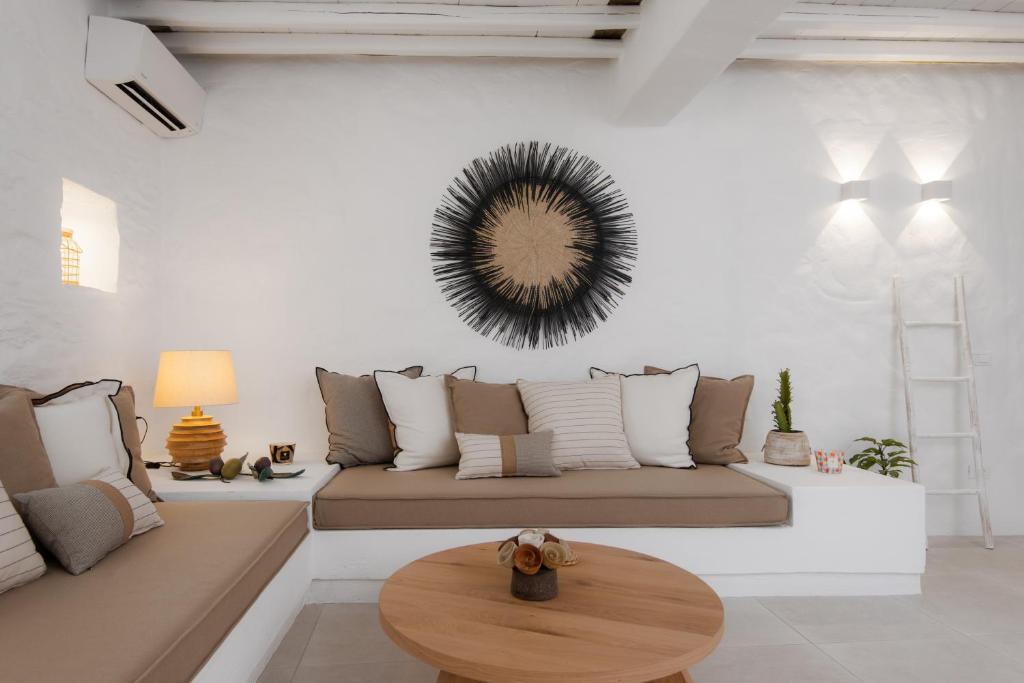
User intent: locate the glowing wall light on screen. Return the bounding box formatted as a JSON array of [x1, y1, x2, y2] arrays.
[[921, 180, 952, 202], [839, 180, 870, 202]]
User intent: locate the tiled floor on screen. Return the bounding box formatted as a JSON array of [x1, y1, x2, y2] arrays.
[[259, 536, 1024, 683]]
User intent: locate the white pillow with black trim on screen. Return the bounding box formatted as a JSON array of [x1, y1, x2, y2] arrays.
[[590, 366, 700, 468], [376, 366, 477, 471], [32, 380, 131, 486]]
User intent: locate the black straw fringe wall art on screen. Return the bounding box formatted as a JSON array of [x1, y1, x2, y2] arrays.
[[430, 142, 638, 350]]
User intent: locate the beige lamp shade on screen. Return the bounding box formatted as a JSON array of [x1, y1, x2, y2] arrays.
[[153, 350, 238, 408]]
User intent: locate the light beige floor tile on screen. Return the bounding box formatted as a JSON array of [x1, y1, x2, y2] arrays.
[[291, 659, 436, 683], [821, 636, 1024, 683], [925, 539, 1024, 576], [970, 632, 1024, 665], [689, 643, 859, 683], [299, 605, 412, 667], [909, 574, 1024, 634], [256, 664, 296, 683], [758, 595, 958, 644], [260, 539, 1024, 682], [259, 604, 323, 676], [719, 598, 807, 647], [929, 536, 995, 550]]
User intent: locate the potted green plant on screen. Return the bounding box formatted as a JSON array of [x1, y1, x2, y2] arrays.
[[763, 369, 811, 466], [850, 437, 916, 478]]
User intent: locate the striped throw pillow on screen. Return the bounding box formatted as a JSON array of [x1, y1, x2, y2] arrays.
[[14, 468, 163, 575], [455, 431, 559, 480], [516, 376, 638, 471], [0, 482, 46, 595]]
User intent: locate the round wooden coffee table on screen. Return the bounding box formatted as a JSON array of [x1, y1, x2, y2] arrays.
[[378, 542, 724, 683]]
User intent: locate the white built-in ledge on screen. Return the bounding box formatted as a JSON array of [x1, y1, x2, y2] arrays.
[[308, 457, 927, 600]]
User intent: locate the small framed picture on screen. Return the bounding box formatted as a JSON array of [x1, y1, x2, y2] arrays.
[[269, 442, 295, 464]]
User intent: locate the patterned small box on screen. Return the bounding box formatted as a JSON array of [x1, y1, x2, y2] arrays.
[[815, 450, 844, 475]]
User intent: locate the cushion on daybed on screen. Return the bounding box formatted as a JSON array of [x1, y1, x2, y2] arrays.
[[0, 500, 307, 683], [314, 465, 789, 529]]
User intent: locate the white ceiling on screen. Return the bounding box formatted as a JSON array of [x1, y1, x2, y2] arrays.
[[103, 0, 1024, 125]]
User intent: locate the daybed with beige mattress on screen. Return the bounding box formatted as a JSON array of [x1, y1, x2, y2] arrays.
[[313, 464, 790, 529], [0, 500, 308, 683]]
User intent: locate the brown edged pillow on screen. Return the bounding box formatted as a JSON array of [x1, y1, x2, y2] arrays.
[[14, 467, 163, 575], [110, 386, 157, 502], [646, 367, 754, 465], [446, 377, 528, 436], [316, 365, 423, 467], [0, 388, 58, 500], [30, 380, 157, 501]]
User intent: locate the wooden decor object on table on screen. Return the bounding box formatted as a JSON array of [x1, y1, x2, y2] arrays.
[[379, 542, 724, 683], [165, 408, 227, 471]]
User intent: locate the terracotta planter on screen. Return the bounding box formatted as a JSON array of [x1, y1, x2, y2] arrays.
[[510, 566, 558, 601], [763, 430, 811, 466]]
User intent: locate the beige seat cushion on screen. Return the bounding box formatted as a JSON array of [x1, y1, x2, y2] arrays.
[[0, 500, 308, 683], [314, 465, 788, 529]]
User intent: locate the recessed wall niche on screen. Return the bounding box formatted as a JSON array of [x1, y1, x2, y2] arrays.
[[59, 178, 119, 292]]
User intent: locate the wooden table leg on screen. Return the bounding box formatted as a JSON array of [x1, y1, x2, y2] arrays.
[[646, 672, 693, 683], [436, 672, 483, 683], [438, 670, 693, 682]]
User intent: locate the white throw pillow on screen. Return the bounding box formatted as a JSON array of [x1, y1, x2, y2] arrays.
[[597, 366, 701, 468], [376, 366, 477, 471], [33, 380, 131, 486], [516, 375, 638, 471]]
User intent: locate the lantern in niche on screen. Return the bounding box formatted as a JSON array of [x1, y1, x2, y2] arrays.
[[61, 229, 82, 286]]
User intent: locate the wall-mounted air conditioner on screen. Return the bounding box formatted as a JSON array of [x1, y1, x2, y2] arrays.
[[85, 17, 205, 138]]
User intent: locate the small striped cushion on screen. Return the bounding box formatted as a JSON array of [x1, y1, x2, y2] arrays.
[[516, 376, 638, 471], [14, 468, 163, 575], [455, 431, 559, 480], [0, 483, 46, 595]]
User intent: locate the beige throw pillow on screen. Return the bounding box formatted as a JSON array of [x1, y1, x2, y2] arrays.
[[455, 431, 558, 480], [14, 468, 164, 575], [0, 482, 46, 594], [0, 390, 58, 501], [316, 365, 423, 467], [516, 376, 638, 471], [446, 377, 528, 436]]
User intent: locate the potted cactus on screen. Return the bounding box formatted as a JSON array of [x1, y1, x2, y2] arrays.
[[763, 369, 811, 466]]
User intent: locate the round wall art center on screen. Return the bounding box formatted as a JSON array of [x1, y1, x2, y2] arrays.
[[430, 141, 638, 350]]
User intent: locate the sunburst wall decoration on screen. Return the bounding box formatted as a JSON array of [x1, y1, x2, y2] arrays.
[[430, 141, 637, 350]]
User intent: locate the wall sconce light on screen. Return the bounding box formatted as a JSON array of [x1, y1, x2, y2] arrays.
[[921, 180, 952, 202], [840, 180, 870, 202]]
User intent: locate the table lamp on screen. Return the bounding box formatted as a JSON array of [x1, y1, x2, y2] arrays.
[[153, 350, 238, 471]]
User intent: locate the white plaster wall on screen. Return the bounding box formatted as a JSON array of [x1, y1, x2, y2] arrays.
[[154, 56, 1024, 534], [0, 0, 162, 399]]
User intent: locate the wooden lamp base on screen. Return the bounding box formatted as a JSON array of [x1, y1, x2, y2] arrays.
[[166, 406, 227, 471]]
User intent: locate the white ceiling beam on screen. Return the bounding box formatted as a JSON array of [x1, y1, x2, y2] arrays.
[[109, 1, 640, 35], [158, 31, 624, 58], [766, 5, 1024, 41], [612, 0, 796, 126], [742, 38, 1024, 63]]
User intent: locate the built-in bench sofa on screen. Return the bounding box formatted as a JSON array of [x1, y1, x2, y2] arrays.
[[0, 459, 925, 682], [0, 500, 309, 683]]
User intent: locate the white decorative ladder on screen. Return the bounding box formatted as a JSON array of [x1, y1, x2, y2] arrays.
[[894, 275, 993, 549]]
